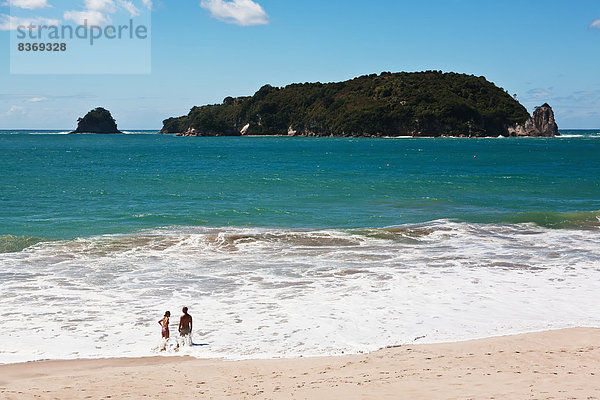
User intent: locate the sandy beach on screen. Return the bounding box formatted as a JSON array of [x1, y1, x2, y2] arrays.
[[0, 328, 598, 399]]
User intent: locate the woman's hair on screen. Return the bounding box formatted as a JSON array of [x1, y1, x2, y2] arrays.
[[164, 311, 170, 317]]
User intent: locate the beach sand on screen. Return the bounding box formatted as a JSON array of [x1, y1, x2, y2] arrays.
[[0, 328, 598, 399]]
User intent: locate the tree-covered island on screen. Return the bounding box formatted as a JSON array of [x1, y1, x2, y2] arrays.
[[161, 71, 558, 137]]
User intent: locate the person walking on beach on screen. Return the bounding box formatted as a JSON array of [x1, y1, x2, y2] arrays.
[[159, 311, 170, 339], [178, 307, 193, 346]]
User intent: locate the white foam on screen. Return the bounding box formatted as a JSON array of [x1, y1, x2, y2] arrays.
[[27, 131, 70, 135], [0, 222, 599, 364]]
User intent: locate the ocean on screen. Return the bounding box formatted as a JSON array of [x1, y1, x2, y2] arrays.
[[1, 130, 599, 363]]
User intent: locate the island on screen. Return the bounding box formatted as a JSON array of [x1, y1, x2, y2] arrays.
[[160, 71, 559, 138], [71, 107, 122, 134]]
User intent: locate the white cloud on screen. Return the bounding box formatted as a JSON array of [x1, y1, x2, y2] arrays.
[[200, 0, 268, 26], [6, 105, 26, 116], [84, 0, 117, 13], [118, 0, 140, 17], [28, 96, 48, 102], [63, 9, 110, 26], [0, 13, 60, 30], [141, 0, 152, 11], [590, 19, 600, 29], [63, 0, 117, 26], [527, 87, 554, 100], [63, 0, 116, 26], [3, 0, 50, 10], [0, 93, 96, 101], [64, 0, 149, 27]]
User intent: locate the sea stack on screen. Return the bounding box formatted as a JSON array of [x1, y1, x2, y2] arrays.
[[71, 107, 122, 134], [509, 103, 559, 137]]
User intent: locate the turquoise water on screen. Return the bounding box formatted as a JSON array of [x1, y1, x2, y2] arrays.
[[1, 130, 599, 242]]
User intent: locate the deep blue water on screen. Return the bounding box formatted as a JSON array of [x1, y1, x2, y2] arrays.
[[1, 130, 599, 242]]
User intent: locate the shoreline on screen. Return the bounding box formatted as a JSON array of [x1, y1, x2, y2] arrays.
[[168, 133, 563, 138], [1, 328, 598, 399], [1, 325, 595, 366]]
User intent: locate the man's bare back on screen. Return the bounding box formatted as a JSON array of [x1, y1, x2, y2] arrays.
[[179, 307, 192, 337]]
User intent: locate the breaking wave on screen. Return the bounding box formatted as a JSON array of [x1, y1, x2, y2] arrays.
[[1, 221, 599, 364], [506, 210, 600, 229], [0, 235, 49, 254]]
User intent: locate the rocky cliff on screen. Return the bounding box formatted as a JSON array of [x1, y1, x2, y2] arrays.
[[508, 103, 559, 137], [71, 107, 121, 134]]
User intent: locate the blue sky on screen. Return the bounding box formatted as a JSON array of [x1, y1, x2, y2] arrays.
[[1, 0, 600, 129]]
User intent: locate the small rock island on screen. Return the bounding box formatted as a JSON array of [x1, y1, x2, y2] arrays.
[[160, 71, 559, 138], [508, 103, 559, 137], [71, 107, 122, 134]]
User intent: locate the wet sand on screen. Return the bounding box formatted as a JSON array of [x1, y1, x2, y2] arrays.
[[1, 328, 598, 399]]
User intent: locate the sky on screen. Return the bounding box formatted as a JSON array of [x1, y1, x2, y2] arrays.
[[0, 0, 600, 129]]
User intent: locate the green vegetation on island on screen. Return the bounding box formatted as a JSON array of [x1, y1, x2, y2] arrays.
[[161, 71, 540, 137], [71, 107, 121, 134]]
